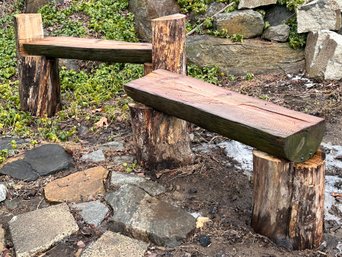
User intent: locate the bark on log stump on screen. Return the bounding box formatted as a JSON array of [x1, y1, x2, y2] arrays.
[[129, 14, 193, 171], [15, 14, 61, 117], [252, 150, 325, 250]]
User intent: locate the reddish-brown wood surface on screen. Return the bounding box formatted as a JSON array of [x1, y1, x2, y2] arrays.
[[23, 37, 152, 63], [125, 69, 325, 162]]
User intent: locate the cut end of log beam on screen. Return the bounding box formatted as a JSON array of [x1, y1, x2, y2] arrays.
[[284, 121, 325, 162]]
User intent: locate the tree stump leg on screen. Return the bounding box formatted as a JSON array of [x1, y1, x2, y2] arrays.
[[252, 150, 325, 250], [128, 15, 193, 172], [15, 14, 61, 117], [129, 102, 193, 173], [18, 56, 61, 117]]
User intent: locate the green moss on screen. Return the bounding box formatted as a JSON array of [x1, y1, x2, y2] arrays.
[[287, 17, 307, 49], [277, 0, 305, 11]]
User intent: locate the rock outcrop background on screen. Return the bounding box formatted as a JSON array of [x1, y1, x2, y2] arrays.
[[24, 0, 342, 80]]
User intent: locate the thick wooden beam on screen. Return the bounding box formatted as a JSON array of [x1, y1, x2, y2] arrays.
[[125, 69, 325, 162], [128, 14, 193, 171], [15, 14, 61, 117], [23, 37, 152, 64], [252, 150, 325, 250]]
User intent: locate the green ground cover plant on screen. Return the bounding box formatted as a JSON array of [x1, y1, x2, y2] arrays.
[[0, 0, 223, 164]]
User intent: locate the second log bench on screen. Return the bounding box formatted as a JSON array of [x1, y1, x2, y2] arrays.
[[125, 69, 326, 250]]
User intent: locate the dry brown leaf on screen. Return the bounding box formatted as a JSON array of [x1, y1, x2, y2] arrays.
[[95, 117, 108, 128]]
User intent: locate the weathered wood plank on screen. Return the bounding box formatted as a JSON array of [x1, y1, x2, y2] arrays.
[[125, 69, 325, 162], [23, 37, 152, 64]]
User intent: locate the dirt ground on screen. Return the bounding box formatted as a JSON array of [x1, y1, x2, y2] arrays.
[[1, 73, 341, 257]]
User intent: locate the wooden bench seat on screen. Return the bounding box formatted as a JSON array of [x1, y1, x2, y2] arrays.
[[23, 37, 152, 63], [125, 69, 325, 162]]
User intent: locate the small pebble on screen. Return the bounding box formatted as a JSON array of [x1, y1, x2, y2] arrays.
[[188, 188, 197, 194], [198, 234, 211, 247], [77, 240, 86, 248]]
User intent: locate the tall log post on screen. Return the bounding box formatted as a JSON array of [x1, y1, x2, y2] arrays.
[[15, 14, 61, 117], [252, 150, 325, 250], [129, 14, 193, 172]]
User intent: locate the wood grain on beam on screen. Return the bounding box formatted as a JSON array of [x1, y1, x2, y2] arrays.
[[23, 37, 152, 63], [125, 69, 325, 162]]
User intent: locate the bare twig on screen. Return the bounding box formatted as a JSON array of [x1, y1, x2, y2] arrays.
[[186, 2, 234, 36]]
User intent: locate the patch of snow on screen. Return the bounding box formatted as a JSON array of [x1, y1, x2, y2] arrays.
[[192, 143, 218, 153], [191, 212, 202, 219], [0, 184, 7, 202], [218, 140, 253, 175], [325, 175, 342, 224], [321, 142, 342, 171]]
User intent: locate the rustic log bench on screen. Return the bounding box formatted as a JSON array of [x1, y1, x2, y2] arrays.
[[14, 13, 152, 117], [125, 69, 326, 250], [15, 13, 326, 251]]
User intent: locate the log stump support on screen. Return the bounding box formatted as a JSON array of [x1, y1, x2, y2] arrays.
[[15, 14, 61, 117], [252, 150, 325, 250], [129, 14, 193, 172]]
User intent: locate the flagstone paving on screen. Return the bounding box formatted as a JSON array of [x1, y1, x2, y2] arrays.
[[105, 184, 196, 247], [44, 166, 109, 203], [9, 203, 79, 257], [110, 171, 166, 196], [81, 231, 149, 257], [72, 200, 109, 227], [0, 144, 73, 181]]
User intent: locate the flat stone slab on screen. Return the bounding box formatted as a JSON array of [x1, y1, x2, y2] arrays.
[[81, 150, 105, 163], [81, 231, 148, 257], [105, 185, 195, 247], [0, 183, 7, 202], [112, 155, 135, 165], [9, 203, 79, 257], [45, 166, 108, 203], [72, 200, 109, 227], [238, 0, 276, 9], [100, 140, 125, 151], [0, 144, 73, 181], [110, 172, 165, 196], [187, 35, 304, 76]]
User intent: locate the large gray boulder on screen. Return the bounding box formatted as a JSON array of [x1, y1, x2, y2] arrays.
[[305, 30, 342, 80], [264, 5, 294, 26], [238, 0, 277, 9], [129, 0, 180, 42], [187, 35, 305, 75], [105, 185, 195, 247], [25, 0, 64, 13], [262, 24, 290, 42], [297, 0, 342, 33], [215, 10, 264, 38]]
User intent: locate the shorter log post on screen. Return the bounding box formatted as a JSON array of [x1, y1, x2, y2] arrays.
[[252, 150, 325, 250], [15, 14, 61, 117], [128, 14, 193, 172]]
